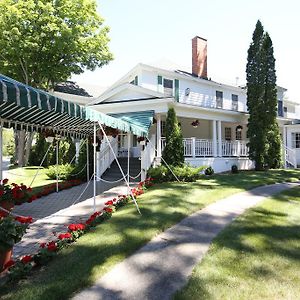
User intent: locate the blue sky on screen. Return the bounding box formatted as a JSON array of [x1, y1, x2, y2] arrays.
[[72, 0, 300, 101]]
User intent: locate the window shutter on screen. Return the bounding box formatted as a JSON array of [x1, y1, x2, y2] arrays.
[[158, 75, 162, 84], [174, 79, 179, 101], [157, 75, 163, 93]]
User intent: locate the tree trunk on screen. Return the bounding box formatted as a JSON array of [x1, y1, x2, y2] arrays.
[[16, 130, 26, 167], [14, 130, 34, 166], [24, 132, 34, 166]]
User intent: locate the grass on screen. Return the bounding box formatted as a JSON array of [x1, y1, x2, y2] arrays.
[[0, 169, 299, 300], [175, 186, 300, 300], [5, 166, 59, 189]]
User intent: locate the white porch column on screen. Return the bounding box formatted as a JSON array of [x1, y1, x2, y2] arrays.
[[217, 120, 222, 157], [191, 137, 196, 158], [212, 120, 217, 157], [0, 122, 2, 181], [283, 126, 287, 168], [96, 152, 101, 182], [156, 114, 162, 157], [75, 140, 80, 164]]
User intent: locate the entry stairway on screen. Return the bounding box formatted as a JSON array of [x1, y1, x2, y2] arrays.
[[101, 157, 141, 183], [285, 146, 298, 168]]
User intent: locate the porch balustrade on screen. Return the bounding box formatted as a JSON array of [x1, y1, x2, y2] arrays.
[[161, 138, 249, 157]]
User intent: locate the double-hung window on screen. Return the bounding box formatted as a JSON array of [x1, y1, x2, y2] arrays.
[[292, 133, 300, 148], [232, 94, 238, 111], [225, 127, 232, 141], [216, 91, 223, 108], [163, 79, 173, 96]]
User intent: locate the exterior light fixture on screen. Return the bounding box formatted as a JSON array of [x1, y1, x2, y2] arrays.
[[236, 125, 243, 132], [191, 120, 199, 128]]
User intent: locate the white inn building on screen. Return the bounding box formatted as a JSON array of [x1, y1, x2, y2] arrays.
[[89, 36, 300, 176]]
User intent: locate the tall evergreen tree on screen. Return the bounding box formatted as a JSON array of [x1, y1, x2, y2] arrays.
[[246, 20, 281, 170], [261, 33, 282, 168], [162, 107, 184, 167]]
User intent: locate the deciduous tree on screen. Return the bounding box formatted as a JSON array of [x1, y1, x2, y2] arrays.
[[0, 0, 113, 165]]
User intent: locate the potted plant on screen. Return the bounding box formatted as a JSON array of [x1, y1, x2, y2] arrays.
[[0, 179, 33, 213], [191, 120, 199, 128], [42, 129, 55, 143], [137, 136, 146, 145], [104, 126, 119, 138], [0, 215, 32, 272]]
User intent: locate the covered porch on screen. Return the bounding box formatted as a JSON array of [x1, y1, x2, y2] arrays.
[[156, 116, 249, 158]]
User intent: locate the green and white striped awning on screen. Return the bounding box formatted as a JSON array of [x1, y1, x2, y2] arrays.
[[110, 111, 154, 133], [0, 74, 147, 137]]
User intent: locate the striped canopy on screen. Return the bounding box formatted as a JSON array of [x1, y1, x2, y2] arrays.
[[0, 74, 147, 137], [110, 111, 154, 134]]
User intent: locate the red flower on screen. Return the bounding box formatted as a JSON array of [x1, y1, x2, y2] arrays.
[[40, 242, 46, 248], [103, 207, 113, 213], [68, 224, 76, 231], [15, 216, 33, 224], [4, 259, 15, 269], [47, 241, 58, 252], [105, 200, 113, 206], [2, 178, 8, 185], [58, 232, 72, 240], [68, 223, 86, 232], [21, 255, 32, 264]]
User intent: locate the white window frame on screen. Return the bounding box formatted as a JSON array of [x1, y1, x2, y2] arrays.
[[232, 94, 238, 111], [216, 91, 223, 109], [225, 127, 232, 141], [292, 132, 300, 148], [163, 78, 174, 96]]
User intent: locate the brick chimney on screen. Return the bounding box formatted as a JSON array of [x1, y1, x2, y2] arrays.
[[192, 36, 207, 79]]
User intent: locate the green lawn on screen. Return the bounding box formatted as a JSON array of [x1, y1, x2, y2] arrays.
[[175, 186, 300, 300], [0, 169, 299, 300], [5, 166, 59, 188]]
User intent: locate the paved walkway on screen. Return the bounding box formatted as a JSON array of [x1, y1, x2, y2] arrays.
[[13, 180, 135, 258], [73, 182, 299, 300]]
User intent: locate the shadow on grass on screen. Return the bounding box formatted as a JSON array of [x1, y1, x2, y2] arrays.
[[1, 170, 300, 300], [175, 186, 300, 299]]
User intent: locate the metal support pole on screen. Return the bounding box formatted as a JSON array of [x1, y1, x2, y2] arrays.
[[127, 132, 130, 193], [56, 141, 59, 192], [86, 139, 89, 182], [93, 123, 96, 212], [0, 121, 3, 181]]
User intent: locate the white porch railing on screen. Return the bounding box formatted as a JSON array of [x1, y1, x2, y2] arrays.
[[285, 146, 297, 168], [96, 137, 118, 179], [141, 134, 156, 180], [222, 140, 248, 157], [161, 138, 249, 157]]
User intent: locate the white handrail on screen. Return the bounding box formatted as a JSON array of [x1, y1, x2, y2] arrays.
[[285, 146, 297, 168], [97, 137, 118, 178]]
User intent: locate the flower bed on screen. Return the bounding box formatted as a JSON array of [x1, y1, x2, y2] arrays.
[[3, 178, 154, 281], [0, 178, 82, 209]]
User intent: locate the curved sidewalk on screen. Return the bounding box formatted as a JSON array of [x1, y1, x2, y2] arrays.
[[73, 182, 299, 300]]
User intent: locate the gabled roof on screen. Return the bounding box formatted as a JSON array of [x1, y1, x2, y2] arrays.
[[89, 83, 168, 105], [101, 63, 246, 94]]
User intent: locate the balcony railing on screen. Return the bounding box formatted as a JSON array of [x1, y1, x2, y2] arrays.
[[161, 138, 249, 157]]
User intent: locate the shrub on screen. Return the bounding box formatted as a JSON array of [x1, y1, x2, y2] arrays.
[[231, 164, 239, 174], [147, 164, 205, 183], [45, 164, 75, 181], [204, 166, 214, 176]]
